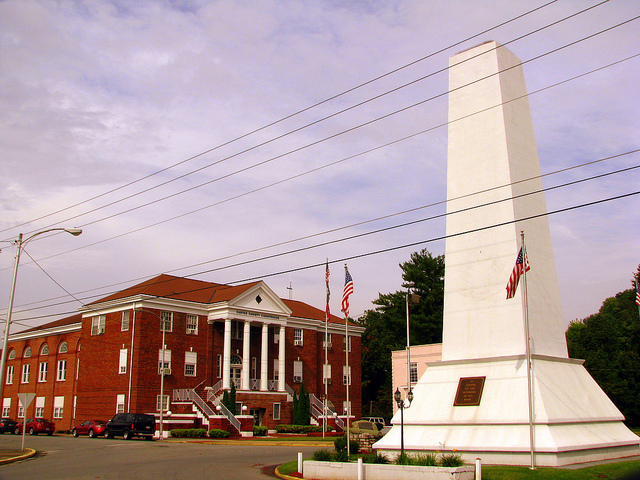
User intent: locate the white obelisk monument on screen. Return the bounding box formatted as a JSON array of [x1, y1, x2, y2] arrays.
[[375, 41, 639, 466]]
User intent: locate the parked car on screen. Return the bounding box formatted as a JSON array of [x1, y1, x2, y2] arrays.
[[362, 416, 390, 434], [72, 420, 107, 438], [104, 413, 155, 440], [0, 418, 17, 434], [14, 418, 55, 436], [349, 420, 383, 438]]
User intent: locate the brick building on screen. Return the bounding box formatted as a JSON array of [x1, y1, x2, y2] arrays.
[[2, 274, 362, 435]]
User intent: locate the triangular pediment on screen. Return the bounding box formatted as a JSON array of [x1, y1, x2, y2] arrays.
[[207, 281, 291, 323]]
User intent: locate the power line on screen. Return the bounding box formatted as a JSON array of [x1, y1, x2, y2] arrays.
[[0, 0, 562, 236]]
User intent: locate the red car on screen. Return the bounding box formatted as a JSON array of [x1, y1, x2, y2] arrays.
[[14, 418, 55, 436], [72, 420, 107, 438]]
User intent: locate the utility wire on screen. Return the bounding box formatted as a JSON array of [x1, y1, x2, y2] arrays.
[[6, 154, 639, 321], [0, 0, 562, 235], [10, 5, 633, 244], [5, 50, 638, 271], [9, 186, 640, 324]]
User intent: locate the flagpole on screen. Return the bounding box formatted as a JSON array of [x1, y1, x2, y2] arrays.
[[521, 231, 535, 470], [343, 264, 351, 457], [324, 259, 329, 440]]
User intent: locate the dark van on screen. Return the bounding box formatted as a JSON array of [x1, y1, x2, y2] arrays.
[[105, 413, 156, 440]]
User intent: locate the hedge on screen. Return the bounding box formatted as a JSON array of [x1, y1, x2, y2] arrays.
[[275, 424, 333, 434], [169, 428, 208, 438], [208, 428, 230, 438]]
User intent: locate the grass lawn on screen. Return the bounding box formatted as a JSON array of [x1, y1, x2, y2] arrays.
[[280, 458, 640, 479]]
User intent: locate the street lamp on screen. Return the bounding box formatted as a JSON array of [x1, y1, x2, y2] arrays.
[[394, 387, 413, 458], [0, 228, 82, 399]]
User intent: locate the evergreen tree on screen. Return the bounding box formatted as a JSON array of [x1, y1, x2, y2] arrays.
[[357, 249, 445, 418]]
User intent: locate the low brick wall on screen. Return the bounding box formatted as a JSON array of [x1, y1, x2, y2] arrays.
[[303, 460, 474, 480], [350, 432, 378, 451]]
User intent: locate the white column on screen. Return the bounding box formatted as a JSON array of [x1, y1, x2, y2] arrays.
[[222, 319, 231, 390], [241, 321, 251, 391], [278, 325, 286, 392], [260, 323, 269, 391]]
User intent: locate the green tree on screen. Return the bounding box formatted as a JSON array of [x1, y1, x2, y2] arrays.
[[566, 266, 640, 426], [357, 249, 445, 418], [222, 383, 237, 414], [292, 382, 311, 425]]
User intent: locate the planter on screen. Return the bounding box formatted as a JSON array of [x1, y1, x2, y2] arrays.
[[303, 460, 474, 480]]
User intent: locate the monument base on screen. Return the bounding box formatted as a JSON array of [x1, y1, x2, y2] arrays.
[[374, 355, 640, 466]]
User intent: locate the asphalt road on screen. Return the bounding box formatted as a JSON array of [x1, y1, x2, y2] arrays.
[[0, 433, 319, 480]]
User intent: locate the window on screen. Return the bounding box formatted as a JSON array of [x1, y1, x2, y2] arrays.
[[231, 320, 243, 340], [273, 326, 280, 344], [121, 311, 130, 331], [53, 396, 64, 419], [273, 359, 279, 381], [216, 354, 222, 378], [116, 394, 125, 414], [57, 360, 67, 381], [156, 395, 169, 411], [119, 349, 128, 374], [323, 364, 332, 384], [184, 351, 197, 377], [343, 400, 352, 415], [91, 315, 106, 335], [160, 311, 173, 332], [2, 398, 10, 418], [186, 314, 198, 334], [158, 349, 172, 375], [251, 357, 257, 380], [343, 365, 351, 386], [40, 344, 49, 355], [58, 341, 68, 354], [35, 397, 45, 418], [21, 364, 30, 384], [38, 362, 48, 382], [323, 332, 332, 349], [8, 349, 15, 360], [273, 402, 281, 421], [409, 362, 418, 385], [23, 346, 32, 358], [18, 405, 24, 419], [6, 366, 13, 385], [293, 360, 303, 383], [343, 335, 352, 352], [294, 328, 303, 346]]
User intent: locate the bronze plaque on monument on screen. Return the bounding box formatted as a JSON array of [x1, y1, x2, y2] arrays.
[[453, 376, 486, 406]]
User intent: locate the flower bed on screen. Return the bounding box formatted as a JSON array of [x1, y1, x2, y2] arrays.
[[303, 460, 474, 480]]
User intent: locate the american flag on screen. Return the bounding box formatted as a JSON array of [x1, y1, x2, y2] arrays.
[[506, 247, 530, 299], [636, 280, 640, 307], [325, 260, 330, 319], [341, 266, 354, 317]]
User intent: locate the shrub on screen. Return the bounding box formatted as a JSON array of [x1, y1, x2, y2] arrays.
[[395, 452, 411, 465], [439, 452, 464, 467], [208, 428, 230, 438], [333, 435, 359, 455], [412, 452, 438, 466], [312, 449, 332, 461], [170, 428, 208, 438], [275, 424, 330, 434], [253, 426, 268, 437], [362, 452, 390, 464], [333, 449, 349, 462]]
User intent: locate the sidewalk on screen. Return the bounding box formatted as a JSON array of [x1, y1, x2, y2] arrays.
[[0, 448, 37, 465]]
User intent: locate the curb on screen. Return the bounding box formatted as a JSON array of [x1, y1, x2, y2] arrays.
[[274, 464, 301, 480], [0, 448, 37, 465]]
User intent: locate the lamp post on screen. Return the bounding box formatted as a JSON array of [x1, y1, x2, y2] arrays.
[[394, 387, 413, 458], [405, 282, 419, 394], [0, 228, 82, 399]]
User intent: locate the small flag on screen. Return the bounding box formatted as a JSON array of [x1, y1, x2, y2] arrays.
[[325, 260, 330, 319], [341, 266, 354, 317], [506, 247, 530, 299], [636, 280, 640, 307]]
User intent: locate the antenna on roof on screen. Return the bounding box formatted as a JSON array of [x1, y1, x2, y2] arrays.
[[287, 281, 293, 300]]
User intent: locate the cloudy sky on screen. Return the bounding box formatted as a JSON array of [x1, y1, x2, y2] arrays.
[[1, 0, 639, 334]]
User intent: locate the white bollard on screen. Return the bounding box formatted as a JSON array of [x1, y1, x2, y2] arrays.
[[298, 451, 303, 474], [475, 457, 482, 480], [358, 457, 364, 480]]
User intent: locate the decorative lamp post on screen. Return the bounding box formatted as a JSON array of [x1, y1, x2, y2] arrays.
[[394, 387, 413, 458], [0, 228, 82, 399]]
